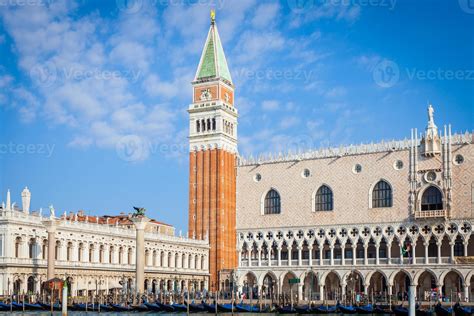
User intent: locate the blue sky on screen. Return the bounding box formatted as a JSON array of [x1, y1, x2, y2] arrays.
[[0, 0, 472, 233]]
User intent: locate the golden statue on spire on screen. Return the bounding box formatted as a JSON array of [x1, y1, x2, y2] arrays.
[[210, 9, 216, 24]]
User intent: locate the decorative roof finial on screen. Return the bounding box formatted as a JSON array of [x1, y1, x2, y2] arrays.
[[210, 9, 216, 24]]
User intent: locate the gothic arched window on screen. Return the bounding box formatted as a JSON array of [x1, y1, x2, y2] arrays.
[[264, 189, 281, 214], [421, 186, 443, 211], [372, 180, 392, 208], [315, 185, 333, 211]]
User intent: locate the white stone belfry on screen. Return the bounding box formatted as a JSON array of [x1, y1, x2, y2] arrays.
[[421, 104, 441, 156], [21, 187, 31, 214]]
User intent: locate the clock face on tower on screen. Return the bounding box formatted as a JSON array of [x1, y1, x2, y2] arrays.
[[200, 88, 212, 101]]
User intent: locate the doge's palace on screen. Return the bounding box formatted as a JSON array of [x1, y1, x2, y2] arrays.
[[234, 107, 473, 302]]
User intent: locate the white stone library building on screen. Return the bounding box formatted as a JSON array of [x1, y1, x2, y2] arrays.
[[0, 190, 209, 297]]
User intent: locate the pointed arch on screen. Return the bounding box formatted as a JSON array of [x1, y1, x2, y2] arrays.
[[261, 188, 281, 215], [420, 185, 444, 211], [313, 184, 334, 211], [370, 179, 393, 208]]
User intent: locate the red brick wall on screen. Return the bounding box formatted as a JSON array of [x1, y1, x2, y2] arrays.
[[188, 148, 237, 291]]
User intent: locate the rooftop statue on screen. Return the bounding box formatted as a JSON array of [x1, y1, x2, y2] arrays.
[[428, 104, 435, 125], [133, 206, 146, 217]]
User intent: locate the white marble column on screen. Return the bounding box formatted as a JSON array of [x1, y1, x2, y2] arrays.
[[412, 242, 417, 264], [257, 247, 262, 267], [449, 242, 455, 263], [308, 246, 313, 266], [375, 243, 380, 265], [424, 242, 429, 264], [437, 242, 442, 264], [298, 246, 302, 266], [352, 246, 357, 265], [329, 245, 334, 266], [277, 246, 282, 267], [42, 220, 57, 280], [341, 245, 345, 266], [364, 244, 368, 265], [399, 243, 404, 264], [387, 243, 392, 265], [288, 247, 292, 266], [132, 216, 150, 295], [319, 247, 323, 266]]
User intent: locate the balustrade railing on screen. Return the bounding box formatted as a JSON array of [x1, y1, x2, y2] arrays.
[[239, 256, 457, 268]]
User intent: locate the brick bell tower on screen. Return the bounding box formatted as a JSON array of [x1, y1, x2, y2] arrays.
[[188, 11, 238, 291]]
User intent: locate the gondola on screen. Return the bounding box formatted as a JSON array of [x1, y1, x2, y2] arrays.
[[295, 304, 311, 314], [202, 302, 218, 313], [71, 303, 88, 311], [436, 303, 454, 316], [393, 306, 409, 316], [338, 304, 357, 314], [313, 305, 338, 314], [0, 302, 22, 312], [157, 301, 176, 312], [144, 301, 163, 311], [277, 305, 296, 314], [186, 301, 206, 313], [132, 304, 149, 312], [357, 304, 375, 314], [23, 302, 44, 311], [235, 303, 262, 313], [374, 305, 393, 314], [39, 302, 62, 311], [11, 302, 24, 311], [218, 303, 235, 312], [416, 307, 435, 316], [98, 304, 114, 312], [454, 303, 473, 316], [172, 303, 188, 312], [0, 303, 9, 312], [110, 303, 134, 312]]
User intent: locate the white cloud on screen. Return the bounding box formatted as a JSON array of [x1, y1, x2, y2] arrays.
[[261, 100, 279, 111], [0, 0, 183, 157], [279, 116, 299, 129], [251, 3, 280, 29], [325, 87, 347, 98]]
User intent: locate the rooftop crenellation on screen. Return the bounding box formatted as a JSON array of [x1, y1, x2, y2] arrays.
[[238, 129, 473, 167]]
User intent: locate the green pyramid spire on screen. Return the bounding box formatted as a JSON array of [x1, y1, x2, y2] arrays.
[[195, 16, 233, 85]]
